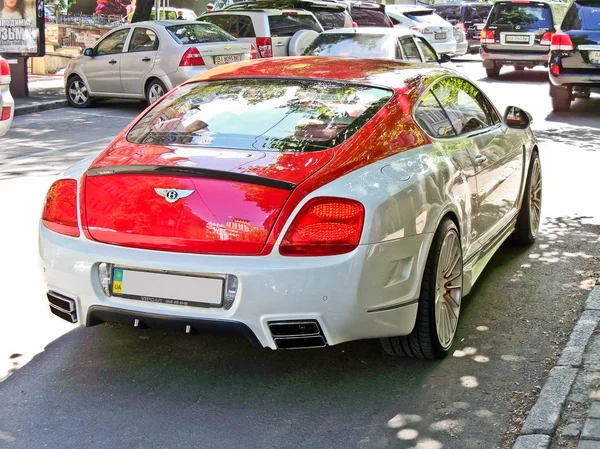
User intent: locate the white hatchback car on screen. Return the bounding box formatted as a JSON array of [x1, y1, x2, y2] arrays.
[[64, 20, 251, 107], [387, 4, 457, 56], [0, 56, 14, 137]]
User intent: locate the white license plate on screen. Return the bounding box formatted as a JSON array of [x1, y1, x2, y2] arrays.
[[506, 35, 530, 43], [435, 32, 447, 40], [214, 54, 242, 65], [590, 50, 600, 64], [112, 268, 224, 307], [476, 24, 484, 30]]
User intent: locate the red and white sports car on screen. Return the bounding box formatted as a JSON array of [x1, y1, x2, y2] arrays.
[[39, 57, 542, 359]]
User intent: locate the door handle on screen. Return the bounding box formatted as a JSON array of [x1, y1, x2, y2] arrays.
[[109, 59, 117, 65], [142, 57, 151, 62], [474, 155, 487, 166], [273, 42, 286, 47]]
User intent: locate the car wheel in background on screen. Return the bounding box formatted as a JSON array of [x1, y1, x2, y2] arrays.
[[513, 152, 542, 245], [381, 218, 463, 359], [146, 79, 167, 105], [486, 66, 500, 78], [66, 75, 93, 108]]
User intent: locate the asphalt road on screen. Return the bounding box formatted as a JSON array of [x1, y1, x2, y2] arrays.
[[1, 62, 600, 449]]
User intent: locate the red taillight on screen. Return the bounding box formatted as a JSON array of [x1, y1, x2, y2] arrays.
[[541, 31, 554, 46], [480, 28, 495, 44], [457, 21, 466, 33], [0, 59, 10, 85], [551, 32, 574, 51], [351, 21, 358, 28], [550, 63, 560, 76], [179, 47, 205, 66], [256, 37, 272, 58], [250, 44, 258, 59], [280, 197, 365, 256], [0, 107, 10, 121], [42, 179, 80, 237]]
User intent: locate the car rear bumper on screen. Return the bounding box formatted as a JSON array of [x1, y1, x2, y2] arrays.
[[453, 41, 469, 57], [481, 48, 550, 67], [163, 66, 208, 91], [39, 223, 429, 349], [0, 85, 14, 137], [549, 72, 600, 87], [430, 40, 457, 55]]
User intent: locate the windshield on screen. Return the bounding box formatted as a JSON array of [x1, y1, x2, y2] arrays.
[[313, 9, 353, 29], [268, 14, 322, 36], [166, 23, 235, 44], [304, 33, 396, 58], [463, 5, 492, 22], [127, 79, 392, 152], [406, 11, 449, 26], [351, 8, 393, 27], [489, 3, 552, 30], [433, 5, 460, 21]]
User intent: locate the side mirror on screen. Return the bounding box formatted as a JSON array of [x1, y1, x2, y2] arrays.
[[83, 48, 94, 57], [438, 53, 451, 63], [503, 106, 532, 129]]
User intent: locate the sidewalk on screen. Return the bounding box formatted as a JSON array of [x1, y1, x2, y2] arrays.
[[14, 74, 67, 116], [513, 282, 600, 449]]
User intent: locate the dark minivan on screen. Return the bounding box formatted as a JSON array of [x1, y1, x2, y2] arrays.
[[549, 0, 600, 111], [433, 2, 492, 53], [480, 0, 568, 77]]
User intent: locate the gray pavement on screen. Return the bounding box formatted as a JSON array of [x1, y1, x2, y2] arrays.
[[1, 63, 600, 449]]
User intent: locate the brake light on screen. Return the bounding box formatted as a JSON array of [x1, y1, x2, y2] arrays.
[[280, 197, 365, 256], [179, 47, 205, 66], [480, 28, 495, 44], [256, 37, 272, 58], [41, 179, 80, 238], [511, 0, 530, 3], [352, 21, 358, 28], [541, 31, 554, 46], [0, 59, 10, 85], [551, 32, 574, 51], [550, 63, 560, 76], [457, 21, 466, 33], [250, 44, 258, 59], [0, 107, 10, 120]]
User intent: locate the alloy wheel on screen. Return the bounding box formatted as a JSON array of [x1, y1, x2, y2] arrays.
[[148, 84, 164, 104], [435, 229, 462, 350], [68, 80, 88, 105], [529, 157, 542, 238]]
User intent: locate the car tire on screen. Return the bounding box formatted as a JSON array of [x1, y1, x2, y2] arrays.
[[66, 75, 93, 108], [145, 79, 167, 105], [486, 66, 500, 78], [381, 218, 463, 360], [513, 152, 542, 245], [551, 95, 571, 112]]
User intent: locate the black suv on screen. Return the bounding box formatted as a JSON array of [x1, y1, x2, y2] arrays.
[[480, 0, 568, 77], [549, 0, 600, 112], [433, 2, 493, 54]]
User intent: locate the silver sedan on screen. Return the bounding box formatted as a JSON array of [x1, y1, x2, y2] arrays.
[[64, 21, 252, 107]]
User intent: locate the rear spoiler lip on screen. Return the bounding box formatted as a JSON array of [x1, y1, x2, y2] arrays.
[[86, 164, 296, 191]]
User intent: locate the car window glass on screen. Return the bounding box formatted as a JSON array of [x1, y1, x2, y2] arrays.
[[350, 8, 392, 27], [489, 3, 552, 31], [96, 29, 130, 55], [415, 91, 456, 138], [432, 78, 492, 135], [399, 37, 421, 61], [562, 2, 600, 31], [268, 14, 322, 36], [434, 5, 460, 22], [303, 33, 396, 58], [312, 9, 353, 30], [463, 5, 492, 23], [406, 10, 448, 26], [166, 23, 236, 44], [415, 36, 437, 63], [128, 28, 159, 52]]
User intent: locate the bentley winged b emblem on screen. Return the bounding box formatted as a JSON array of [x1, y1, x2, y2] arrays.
[[154, 188, 194, 203]]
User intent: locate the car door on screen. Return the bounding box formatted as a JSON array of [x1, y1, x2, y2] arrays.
[[85, 28, 130, 94], [431, 77, 523, 244], [414, 36, 438, 63], [120, 27, 159, 96], [398, 36, 422, 62]]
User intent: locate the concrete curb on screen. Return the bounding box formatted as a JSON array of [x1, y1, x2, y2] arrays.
[[14, 99, 68, 117], [512, 284, 600, 448]]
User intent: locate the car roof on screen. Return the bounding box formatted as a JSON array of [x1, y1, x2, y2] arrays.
[[387, 4, 433, 10], [321, 26, 417, 37], [187, 56, 451, 93], [131, 20, 208, 26], [203, 8, 316, 14]]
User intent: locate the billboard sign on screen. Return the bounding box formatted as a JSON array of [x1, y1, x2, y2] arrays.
[[0, 0, 45, 56]]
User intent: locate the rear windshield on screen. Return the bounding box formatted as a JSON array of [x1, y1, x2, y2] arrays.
[[268, 13, 322, 36], [489, 3, 552, 30], [166, 23, 235, 44], [463, 4, 492, 22], [303, 33, 396, 58], [433, 5, 460, 21], [351, 8, 393, 27], [562, 2, 600, 30], [406, 10, 449, 26], [127, 80, 392, 152], [312, 9, 353, 29]]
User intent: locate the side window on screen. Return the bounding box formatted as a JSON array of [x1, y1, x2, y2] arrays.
[[96, 29, 130, 56], [414, 91, 456, 138], [415, 36, 437, 63], [431, 78, 493, 135], [229, 16, 256, 38], [128, 28, 159, 52], [399, 37, 421, 61], [560, 4, 580, 31]]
